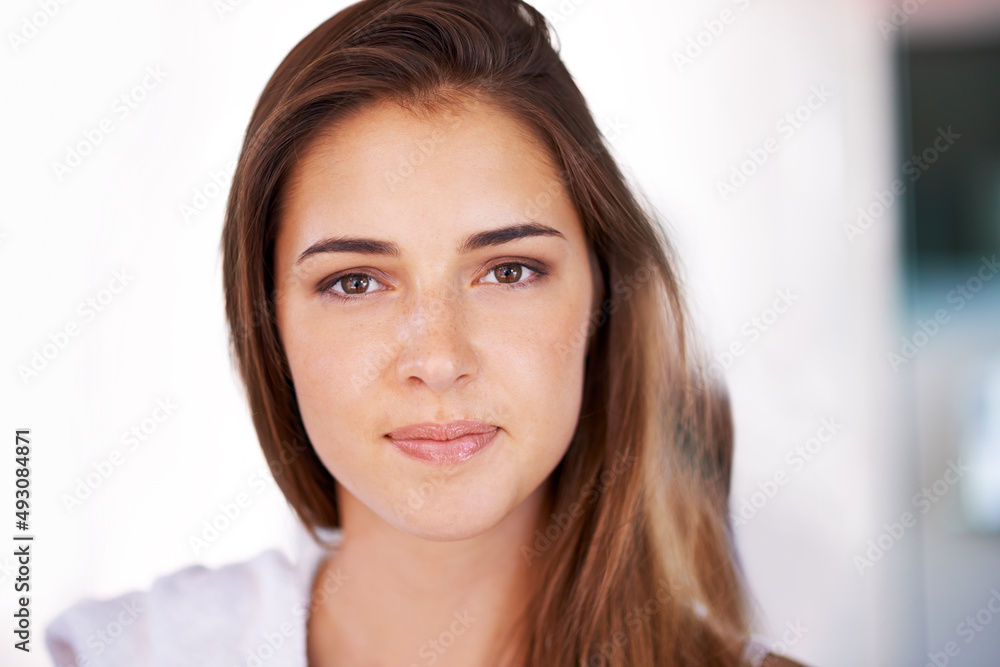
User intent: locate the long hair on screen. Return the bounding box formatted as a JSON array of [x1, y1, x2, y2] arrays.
[[221, 1, 754, 664]]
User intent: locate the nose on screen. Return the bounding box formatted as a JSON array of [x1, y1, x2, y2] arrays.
[[394, 285, 480, 393]]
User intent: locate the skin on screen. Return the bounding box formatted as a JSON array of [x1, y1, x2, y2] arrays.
[[273, 95, 597, 666]]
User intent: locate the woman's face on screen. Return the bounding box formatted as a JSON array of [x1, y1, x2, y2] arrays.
[[273, 97, 596, 541]]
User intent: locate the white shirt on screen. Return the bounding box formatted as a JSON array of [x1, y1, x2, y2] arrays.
[[45, 529, 341, 667], [47, 527, 775, 666]]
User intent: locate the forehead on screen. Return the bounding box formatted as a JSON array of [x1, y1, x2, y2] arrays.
[[276, 97, 575, 247]]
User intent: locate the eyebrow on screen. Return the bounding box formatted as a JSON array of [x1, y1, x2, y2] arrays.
[[294, 222, 565, 265]]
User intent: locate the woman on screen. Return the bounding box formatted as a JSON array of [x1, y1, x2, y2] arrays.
[[47, 1, 808, 665]]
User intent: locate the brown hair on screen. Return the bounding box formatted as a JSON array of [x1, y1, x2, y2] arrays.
[[221, 1, 756, 664]]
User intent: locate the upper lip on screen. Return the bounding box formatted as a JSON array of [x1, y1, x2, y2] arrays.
[[386, 419, 497, 441]]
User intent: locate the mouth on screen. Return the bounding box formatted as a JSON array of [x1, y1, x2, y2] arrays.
[[386, 419, 499, 464]]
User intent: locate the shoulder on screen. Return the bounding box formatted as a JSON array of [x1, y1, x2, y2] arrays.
[[46, 549, 311, 667]]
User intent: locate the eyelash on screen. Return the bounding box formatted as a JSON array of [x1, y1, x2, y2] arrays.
[[318, 260, 548, 302]]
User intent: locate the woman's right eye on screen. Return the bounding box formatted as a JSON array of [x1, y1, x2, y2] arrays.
[[324, 273, 385, 299]]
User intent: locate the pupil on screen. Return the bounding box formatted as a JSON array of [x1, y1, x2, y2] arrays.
[[343, 275, 369, 294], [497, 264, 521, 283]]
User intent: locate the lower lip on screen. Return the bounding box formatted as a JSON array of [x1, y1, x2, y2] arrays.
[[388, 428, 498, 464]]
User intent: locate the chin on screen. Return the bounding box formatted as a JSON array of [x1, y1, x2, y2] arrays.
[[382, 481, 523, 542]]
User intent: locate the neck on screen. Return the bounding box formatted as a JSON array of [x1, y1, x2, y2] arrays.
[[308, 482, 551, 667]]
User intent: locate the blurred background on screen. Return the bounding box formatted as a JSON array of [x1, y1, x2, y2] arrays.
[[2, 0, 998, 665]]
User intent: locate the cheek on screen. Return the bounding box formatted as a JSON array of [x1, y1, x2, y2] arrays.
[[504, 306, 587, 392], [280, 306, 387, 439], [280, 308, 398, 505], [287, 304, 372, 381], [478, 287, 592, 447]]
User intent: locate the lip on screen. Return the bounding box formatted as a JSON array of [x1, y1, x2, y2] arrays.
[[386, 420, 498, 464]]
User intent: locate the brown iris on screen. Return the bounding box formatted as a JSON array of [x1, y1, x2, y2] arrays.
[[493, 263, 521, 283], [340, 275, 369, 294]]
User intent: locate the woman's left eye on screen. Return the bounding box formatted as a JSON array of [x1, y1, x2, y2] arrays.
[[479, 262, 540, 285]]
